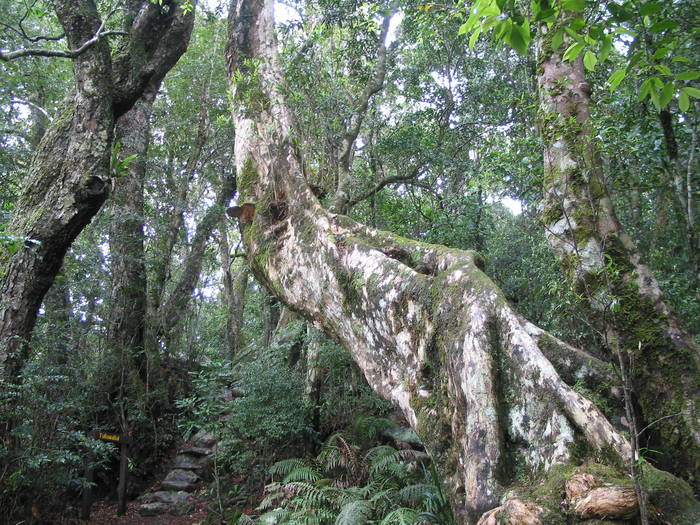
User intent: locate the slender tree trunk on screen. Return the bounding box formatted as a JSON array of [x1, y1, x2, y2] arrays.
[[157, 173, 236, 350], [219, 222, 249, 360], [222, 2, 700, 521], [536, 18, 700, 485]]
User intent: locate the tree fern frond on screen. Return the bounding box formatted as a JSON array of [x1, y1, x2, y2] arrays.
[[270, 458, 309, 479], [237, 514, 256, 525], [257, 508, 292, 524], [283, 465, 323, 483], [379, 507, 421, 525], [398, 483, 436, 505], [258, 482, 285, 510], [335, 499, 373, 525]]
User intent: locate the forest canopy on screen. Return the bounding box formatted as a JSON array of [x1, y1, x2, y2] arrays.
[[0, 0, 698, 523]]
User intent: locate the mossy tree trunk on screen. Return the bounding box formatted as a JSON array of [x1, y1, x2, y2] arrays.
[[220, 2, 700, 522], [107, 89, 156, 392], [0, 0, 195, 382], [536, 17, 700, 486]]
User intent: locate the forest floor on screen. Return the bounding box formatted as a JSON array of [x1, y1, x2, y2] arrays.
[[59, 498, 211, 524]]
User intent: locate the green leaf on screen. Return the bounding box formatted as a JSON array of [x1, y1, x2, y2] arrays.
[[672, 56, 692, 63], [651, 47, 671, 60], [682, 87, 700, 99], [551, 29, 564, 51], [638, 78, 652, 101], [506, 21, 531, 55], [639, 1, 663, 16], [562, 42, 584, 62], [649, 85, 661, 111], [679, 90, 690, 111], [583, 50, 597, 71], [608, 69, 626, 92], [649, 20, 679, 33], [654, 64, 672, 76], [660, 82, 674, 108], [562, 0, 586, 12], [599, 34, 613, 62], [469, 26, 482, 49], [676, 72, 700, 81]]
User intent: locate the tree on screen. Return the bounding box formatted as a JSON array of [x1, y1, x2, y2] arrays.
[[225, 0, 698, 521], [0, 0, 196, 382]]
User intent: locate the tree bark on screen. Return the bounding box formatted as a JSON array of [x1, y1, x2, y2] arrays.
[[107, 88, 156, 388], [536, 17, 700, 485], [219, 222, 249, 360], [0, 0, 195, 381], [156, 173, 236, 350], [223, 2, 698, 521]]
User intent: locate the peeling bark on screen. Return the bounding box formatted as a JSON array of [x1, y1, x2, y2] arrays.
[[536, 17, 700, 484], [224, 2, 657, 521]]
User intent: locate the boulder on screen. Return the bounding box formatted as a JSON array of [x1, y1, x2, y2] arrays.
[[151, 490, 193, 505]]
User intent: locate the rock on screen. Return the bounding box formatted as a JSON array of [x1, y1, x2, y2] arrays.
[[170, 500, 196, 516], [477, 499, 545, 525], [138, 502, 169, 516], [160, 469, 200, 492], [181, 446, 213, 457], [191, 429, 217, 448], [151, 490, 193, 505], [173, 454, 202, 470], [383, 427, 423, 448]]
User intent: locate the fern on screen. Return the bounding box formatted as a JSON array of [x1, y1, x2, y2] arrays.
[[270, 458, 309, 479], [237, 514, 256, 525], [283, 465, 323, 483], [335, 499, 372, 525], [379, 507, 421, 525], [398, 483, 435, 505]]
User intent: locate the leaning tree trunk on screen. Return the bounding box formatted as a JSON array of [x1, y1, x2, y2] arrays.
[[536, 17, 700, 485], [223, 2, 700, 522], [0, 0, 195, 382], [0, 1, 114, 381]]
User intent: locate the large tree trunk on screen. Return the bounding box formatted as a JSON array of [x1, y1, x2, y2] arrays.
[[107, 89, 155, 387], [536, 18, 700, 485], [222, 2, 700, 522], [0, 0, 195, 382]]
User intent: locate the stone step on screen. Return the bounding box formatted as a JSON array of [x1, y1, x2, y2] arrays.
[[191, 430, 217, 448], [180, 445, 213, 457], [139, 502, 169, 516], [150, 490, 193, 505], [173, 454, 202, 470], [160, 469, 200, 492]]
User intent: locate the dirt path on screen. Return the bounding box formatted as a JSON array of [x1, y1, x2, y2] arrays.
[[58, 499, 211, 525]]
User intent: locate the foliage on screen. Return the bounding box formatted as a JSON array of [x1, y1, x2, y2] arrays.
[[248, 431, 454, 525]]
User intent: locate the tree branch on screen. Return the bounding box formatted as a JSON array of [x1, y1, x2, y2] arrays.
[[0, 2, 124, 63]]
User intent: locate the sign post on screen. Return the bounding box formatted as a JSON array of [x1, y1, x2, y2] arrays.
[[81, 430, 133, 519]]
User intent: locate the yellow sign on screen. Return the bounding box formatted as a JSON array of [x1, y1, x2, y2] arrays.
[[98, 432, 121, 442]]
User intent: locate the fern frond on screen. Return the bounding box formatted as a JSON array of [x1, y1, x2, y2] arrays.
[[269, 458, 309, 479], [379, 507, 421, 525], [257, 508, 292, 524], [335, 499, 373, 525], [283, 465, 323, 483], [237, 514, 256, 525], [398, 483, 435, 505], [258, 482, 284, 510]]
